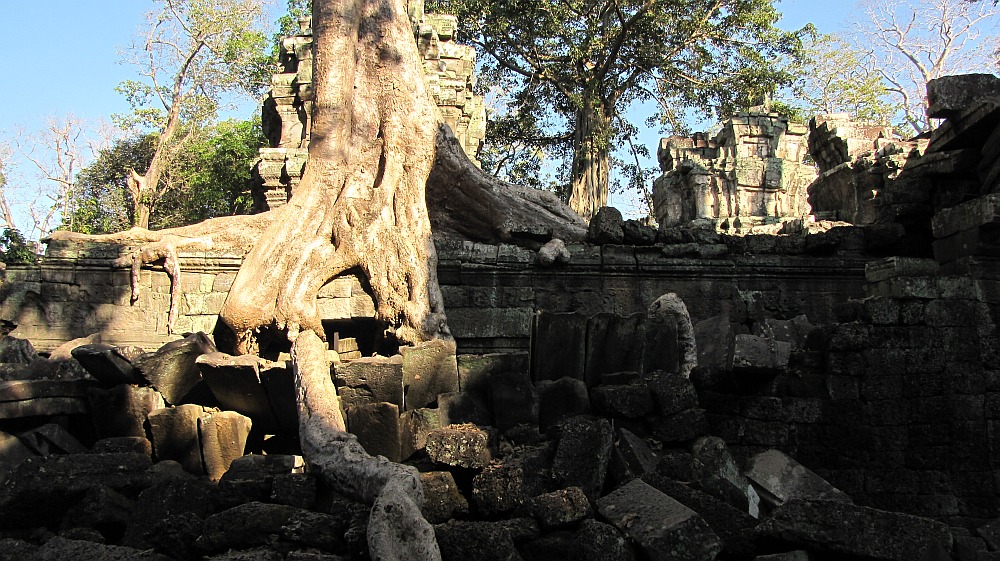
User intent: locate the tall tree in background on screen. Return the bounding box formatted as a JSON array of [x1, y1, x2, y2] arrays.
[[429, 0, 804, 219], [854, 0, 997, 134], [117, 0, 270, 228]]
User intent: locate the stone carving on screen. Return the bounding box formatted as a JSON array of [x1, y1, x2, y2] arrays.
[[647, 292, 696, 378], [652, 108, 817, 231], [806, 113, 926, 224], [252, 6, 486, 211]]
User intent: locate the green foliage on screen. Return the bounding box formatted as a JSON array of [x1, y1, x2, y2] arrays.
[[428, 0, 806, 201], [0, 229, 37, 265], [66, 119, 265, 234], [777, 32, 900, 126]]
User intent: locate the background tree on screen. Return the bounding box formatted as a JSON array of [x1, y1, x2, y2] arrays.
[[117, 0, 271, 229], [0, 142, 16, 231], [429, 0, 805, 219], [853, 0, 998, 134]]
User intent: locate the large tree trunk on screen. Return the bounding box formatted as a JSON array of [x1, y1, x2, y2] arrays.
[[567, 96, 611, 221]]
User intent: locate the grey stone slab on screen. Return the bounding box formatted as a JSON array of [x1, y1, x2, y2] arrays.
[[597, 478, 722, 561], [198, 352, 282, 433], [333, 354, 404, 410], [585, 313, 645, 385], [552, 416, 613, 499], [745, 450, 851, 508], [72, 343, 146, 385], [199, 410, 252, 482], [134, 333, 217, 405], [489, 369, 538, 432], [87, 385, 165, 439], [425, 423, 492, 469], [346, 402, 402, 462], [148, 404, 206, 475], [532, 312, 587, 384], [402, 339, 459, 410]]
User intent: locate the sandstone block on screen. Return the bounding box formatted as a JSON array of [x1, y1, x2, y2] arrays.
[[732, 334, 791, 373], [402, 339, 459, 410], [400, 407, 441, 460], [333, 355, 404, 409], [650, 408, 710, 444], [435, 519, 522, 561], [134, 333, 217, 405], [92, 436, 153, 457], [199, 410, 252, 481], [552, 416, 613, 499], [536, 376, 590, 430], [34, 536, 171, 561], [531, 312, 587, 384], [72, 343, 145, 385], [927, 74, 1000, 118], [646, 371, 700, 416], [425, 423, 492, 469], [519, 486, 592, 529], [0, 379, 89, 419], [597, 478, 722, 561], [489, 369, 539, 432], [420, 471, 469, 524], [473, 446, 553, 516], [148, 404, 205, 475], [438, 391, 491, 426], [590, 381, 654, 418], [88, 385, 164, 439], [585, 313, 645, 384], [745, 450, 851, 508], [197, 352, 281, 432], [346, 402, 402, 462], [270, 473, 318, 510]]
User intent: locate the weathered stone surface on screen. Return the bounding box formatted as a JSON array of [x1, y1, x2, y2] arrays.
[[60, 484, 134, 542], [590, 381, 654, 418], [646, 371, 699, 416], [401, 407, 441, 460], [473, 445, 554, 516], [587, 206, 625, 244], [200, 410, 252, 481], [691, 436, 760, 516], [585, 313, 645, 384], [552, 416, 613, 499], [420, 471, 469, 524], [489, 369, 539, 432], [402, 339, 459, 410], [611, 427, 659, 483], [72, 343, 145, 385], [976, 517, 1000, 551], [34, 536, 172, 561], [438, 391, 491, 426], [148, 404, 205, 475], [333, 354, 404, 409], [197, 501, 344, 553], [519, 486, 592, 529], [597, 478, 722, 561], [643, 473, 758, 558], [92, 436, 153, 457], [0, 538, 38, 560], [0, 335, 38, 364], [457, 352, 528, 399], [87, 385, 164, 439], [752, 552, 811, 561], [0, 453, 151, 527], [425, 423, 492, 469], [531, 312, 587, 384], [270, 473, 318, 510], [694, 315, 736, 371], [647, 293, 697, 378], [536, 376, 590, 431], [121, 478, 216, 553], [204, 548, 284, 561], [927, 74, 1000, 119], [732, 334, 791, 373], [435, 519, 523, 561], [345, 402, 402, 462], [19, 422, 87, 455], [0, 430, 36, 479], [650, 408, 710, 444], [197, 352, 282, 432], [258, 361, 297, 433], [745, 450, 851, 508], [759, 499, 953, 561], [537, 238, 571, 266], [133, 332, 217, 405], [0, 379, 89, 418], [219, 454, 305, 504]]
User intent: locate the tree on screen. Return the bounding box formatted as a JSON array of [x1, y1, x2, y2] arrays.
[[67, 134, 156, 235], [0, 142, 16, 231], [853, 0, 998, 134], [427, 0, 805, 219], [117, 0, 270, 229], [52, 0, 582, 556], [781, 33, 901, 126]]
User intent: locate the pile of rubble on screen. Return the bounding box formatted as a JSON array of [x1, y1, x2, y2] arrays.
[[0, 309, 990, 561]]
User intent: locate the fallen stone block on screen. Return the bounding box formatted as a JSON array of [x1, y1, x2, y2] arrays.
[[270, 473, 318, 510], [0, 430, 36, 480], [34, 536, 172, 561], [196, 501, 348, 553], [694, 314, 735, 371], [148, 404, 206, 475], [518, 486, 592, 529], [92, 436, 153, 457], [552, 416, 613, 499], [927, 74, 1000, 118], [732, 334, 791, 373], [590, 381, 654, 418], [0, 538, 37, 560], [745, 449, 851, 509], [420, 471, 469, 524], [489, 369, 539, 432], [691, 436, 760, 516], [346, 402, 402, 462], [87, 385, 164, 439], [649, 408, 710, 444], [588, 206, 625, 244], [218, 454, 306, 504], [333, 354, 404, 410], [0, 453, 151, 527], [0, 379, 89, 419], [472, 445, 554, 516], [434, 519, 523, 561], [977, 517, 1000, 550], [646, 371, 699, 416], [258, 360, 297, 433], [758, 499, 953, 561], [121, 478, 217, 553], [597, 478, 723, 561], [0, 335, 38, 364], [59, 484, 134, 543], [402, 339, 459, 410], [532, 312, 587, 384], [197, 352, 282, 432], [438, 391, 491, 426], [753, 552, 811, 561], [585, 313, 646, 385], [199, 410, 252, 481], [609, 427, 659, 484], [133, 333, 217, 405], [425, 423, 492, 469], [536, 376, 590, 430], [400, 407, 441, 460], [71, 343, 145, 386], [19, 422, 87, 455], [457, 352, 529, 399]]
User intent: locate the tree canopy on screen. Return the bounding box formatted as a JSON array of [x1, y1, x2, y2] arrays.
[[429, 0, 806, 219]]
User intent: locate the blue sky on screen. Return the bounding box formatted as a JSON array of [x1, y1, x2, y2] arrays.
[[0, 0, 855, 224]]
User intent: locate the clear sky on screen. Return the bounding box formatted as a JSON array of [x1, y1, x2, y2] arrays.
[[0, 0, 856, 223]]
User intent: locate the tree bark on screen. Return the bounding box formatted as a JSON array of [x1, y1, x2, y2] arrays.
[[567, 96, 611, 221]]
